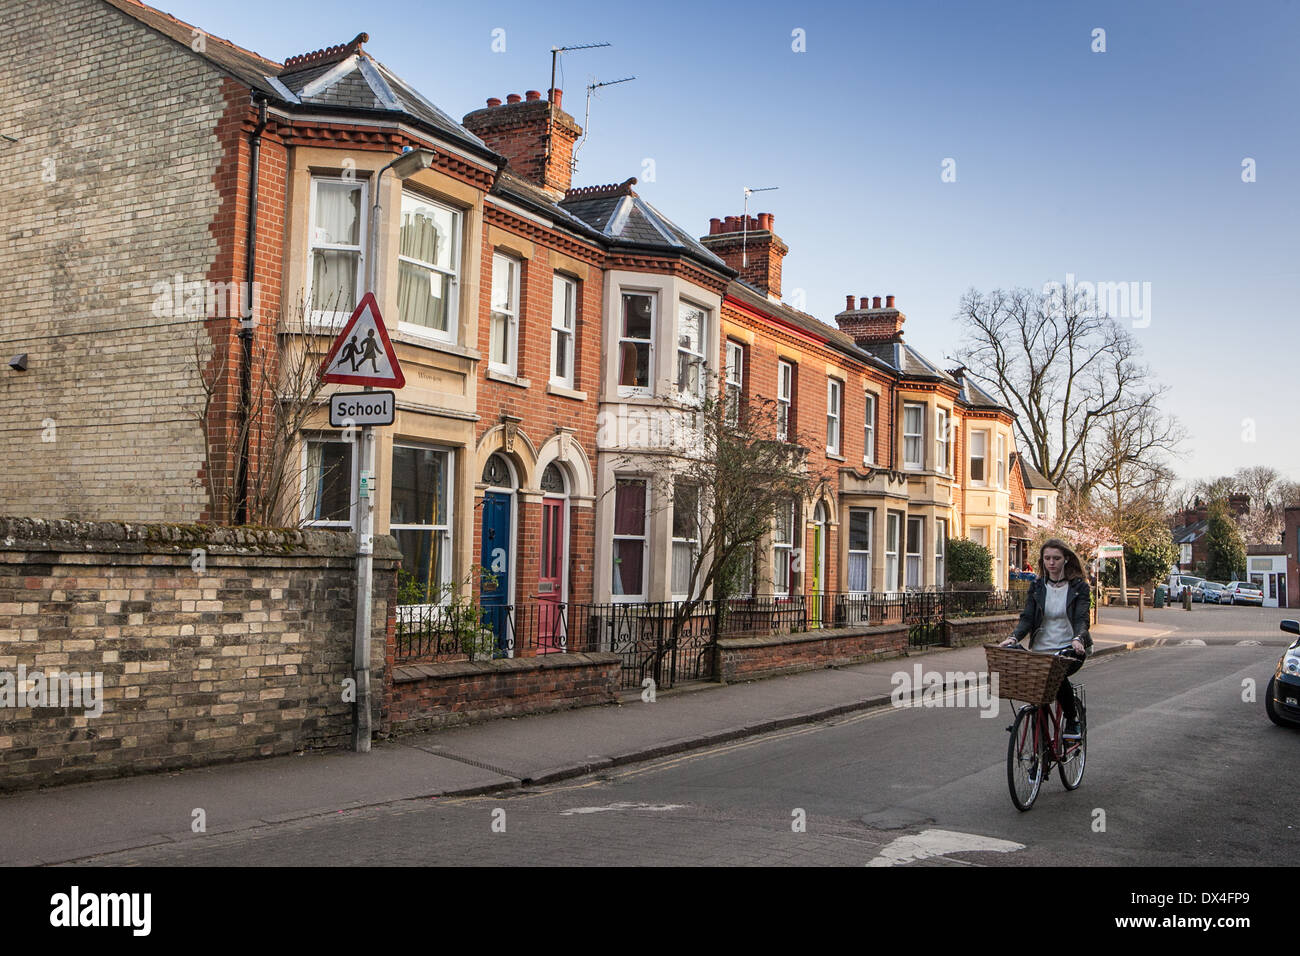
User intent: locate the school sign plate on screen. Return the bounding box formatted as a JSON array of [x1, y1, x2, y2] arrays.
[[318, 292, 406, 388]]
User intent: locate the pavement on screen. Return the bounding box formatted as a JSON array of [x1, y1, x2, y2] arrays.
[[0, 612, 1179, 866]]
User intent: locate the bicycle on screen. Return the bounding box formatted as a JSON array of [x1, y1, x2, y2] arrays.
[[983, 644, 1087, 811]]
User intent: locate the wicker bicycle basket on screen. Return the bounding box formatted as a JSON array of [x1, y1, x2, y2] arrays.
[[983, 644, 1069, 705]]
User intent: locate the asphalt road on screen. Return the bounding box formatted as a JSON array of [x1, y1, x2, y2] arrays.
[[78, 604, 1299, 866]]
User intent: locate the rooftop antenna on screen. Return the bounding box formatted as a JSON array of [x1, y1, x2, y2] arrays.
[[742, 185, 779, 268], [573, 75, 636, 171], [548, 42, 612, 171]]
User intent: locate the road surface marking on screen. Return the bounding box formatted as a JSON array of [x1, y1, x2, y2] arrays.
[[865, 828, 1025, 867], [1178, 639, 1207, 646], [1236, 640, 1262, 646], [560, 802, 686, 815]]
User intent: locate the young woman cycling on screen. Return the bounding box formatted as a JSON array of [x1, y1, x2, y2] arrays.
[[1000, 538, 1092, 737]]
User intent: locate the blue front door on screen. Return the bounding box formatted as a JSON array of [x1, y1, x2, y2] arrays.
[[480, 492, 511, 653]]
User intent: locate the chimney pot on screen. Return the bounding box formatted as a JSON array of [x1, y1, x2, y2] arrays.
[[758, 213, 773, 231], [873, 296, 882, 309], [548, 87, 563, 109], [506, 93, 522, 104], [846, 295, 856, 311], [486, 97, 502, 108], [525, 90, 541, 101], [709, 217, 722, 235], [861, 295, 870, 309], [886, 295, 895, 308]]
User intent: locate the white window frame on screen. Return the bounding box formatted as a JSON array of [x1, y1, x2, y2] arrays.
[[389, 444, 455, 606], [997, 527, 1006, 584], [550, 273, 577, 388], [777, 360, 794, 441], [935, 408, 949, 475], [903, 402, 925, 471], [671, 481, 701, 600], [971, 526, 988, 548], [996, 434, 1007, 489], [725, 340, 744, 426], [847, 508, 873, 594], [864, 392, 877, 465], [611, 476, 649, 602], [489, 252, 521, 376], [618, 291, 656, 397], [826, 378, 843, 455], [395, 190, 462, 343], [773, 499, 796, 597], [885, 511, 902, 592], [301, 436, 356, 528], [307, 176, 367, 327], [935, 518, 947, 587], [1035, 495, 1047, 519], [970, 429, 988, 486], [905, 516, 924, 588], [676, 301, 709, 403]]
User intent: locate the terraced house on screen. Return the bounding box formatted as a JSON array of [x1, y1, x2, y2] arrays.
[[3, 0, 1052, 633]]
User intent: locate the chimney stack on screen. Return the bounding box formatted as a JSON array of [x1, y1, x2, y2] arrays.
[[698, 212, 790, 300], [834, 293, 906, 345], [462, 88, 582, 198]]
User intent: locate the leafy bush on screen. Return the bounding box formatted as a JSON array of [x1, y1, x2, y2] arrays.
[[947, 537, 993, 585]]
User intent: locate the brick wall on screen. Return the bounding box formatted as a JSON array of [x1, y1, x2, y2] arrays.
[[384, 651, 620, 733], [716, 623, 909, 682], [0, 518, 399, 792], [943, 613, 1020, 648], [0, 0, 236, 521]]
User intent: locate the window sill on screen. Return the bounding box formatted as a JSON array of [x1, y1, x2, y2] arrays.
[[486, 369, 531, 389], [391, 327, 481, 362], [546, 382, 587, 401], [826, 452, 846, 462]]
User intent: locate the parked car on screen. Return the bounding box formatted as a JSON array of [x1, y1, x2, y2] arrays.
[[1200, 581, 1228, 604], [1224, 581, 1265, 606], [1265, 620, 1300, 727], [1169, 573, 1206, 602]]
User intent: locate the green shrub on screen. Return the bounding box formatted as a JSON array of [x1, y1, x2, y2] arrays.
[[947, 537, 993, 585]]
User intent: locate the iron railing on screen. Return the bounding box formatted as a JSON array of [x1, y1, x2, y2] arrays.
[[393, 588, 1028, 685]]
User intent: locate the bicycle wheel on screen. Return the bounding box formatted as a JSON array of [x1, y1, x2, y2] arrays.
[[1058, 695, 1087, 790], [1007, 704, 1043, 811]]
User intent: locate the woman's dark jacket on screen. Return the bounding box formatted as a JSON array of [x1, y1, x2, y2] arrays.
[[1010, 576, 1093, 652]]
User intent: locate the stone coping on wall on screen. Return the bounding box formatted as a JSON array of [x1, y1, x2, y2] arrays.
[[716, 622, 907, 651], [943, 613, 1021, 648], [0, 516, 401, 561], [391, 651, 621, 683]]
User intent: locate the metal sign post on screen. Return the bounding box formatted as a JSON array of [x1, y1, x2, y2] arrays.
[[318, 293, 405, 754]]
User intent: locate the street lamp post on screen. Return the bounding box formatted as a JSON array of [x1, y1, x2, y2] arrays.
[[352, 146, 434, 753]]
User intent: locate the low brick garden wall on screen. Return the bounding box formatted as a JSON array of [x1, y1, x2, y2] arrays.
[[384, 652, 622, 734], [0, 517, 398, 791], [716, 623, 910, 683], [943, 613, 1021, 648]]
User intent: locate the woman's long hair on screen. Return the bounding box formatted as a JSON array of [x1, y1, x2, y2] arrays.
[[1039, 538, 1085, 581]]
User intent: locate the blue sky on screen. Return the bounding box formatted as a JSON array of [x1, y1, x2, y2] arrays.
[[157, 0, 1299, 484]]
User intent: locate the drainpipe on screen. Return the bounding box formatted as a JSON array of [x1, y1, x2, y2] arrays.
[[235, 93, 268, 525]]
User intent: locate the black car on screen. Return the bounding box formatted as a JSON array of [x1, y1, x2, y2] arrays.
[[1266, 620, 1300, 728]]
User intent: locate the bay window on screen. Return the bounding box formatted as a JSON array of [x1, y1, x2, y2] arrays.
[[612, 478, 648, 599], [303, 437, 353, 527], [308, 177, 365, 323], [619, 293, 654, 394], [396, 191, 460, 337], [848, 508, 873, 592], [885, 511, 902, 591], [906, 516, 924, 588], [970, 430, 988, 485], [936, 408, 949, 474], [677, 303, 707, 401], [671, 482, 701, 599], [390, 445, 453, 605], [996, 434, 1007, 488], [935, 518, 947, 586], [903, 402, 924, 470]]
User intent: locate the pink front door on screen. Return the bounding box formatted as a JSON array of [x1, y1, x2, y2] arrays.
[[538, 497, 565, 651]]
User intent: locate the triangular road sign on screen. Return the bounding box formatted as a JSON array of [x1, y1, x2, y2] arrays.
[[318, 292, 405, 388]]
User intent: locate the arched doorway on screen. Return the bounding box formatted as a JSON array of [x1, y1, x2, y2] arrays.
[[480, 453, 516, 655], [811, 500, 828, 628], [538, 462, 569, 652]]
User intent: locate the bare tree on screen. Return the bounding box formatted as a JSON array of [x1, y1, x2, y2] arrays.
[[192, 297, 338, 526], [607, 372, 833, 639], [953, 284, 1183, 498]]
